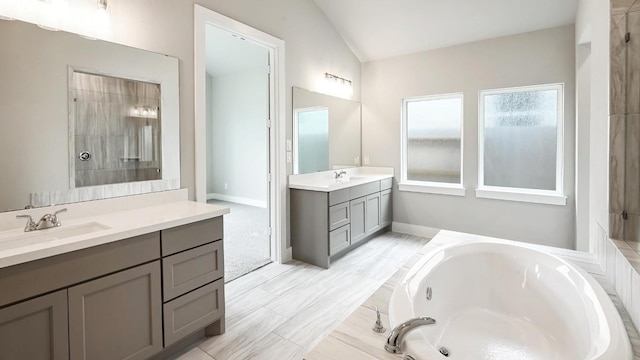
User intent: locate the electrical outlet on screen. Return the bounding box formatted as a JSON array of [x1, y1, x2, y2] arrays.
[[286, 140, 292, 151], [286, 151, 292, 163], [355, 155, 360, 164], [364, 156, 370, 165]]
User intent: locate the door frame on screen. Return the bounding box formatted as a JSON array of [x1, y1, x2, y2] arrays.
[[194, 5, 290, 263]]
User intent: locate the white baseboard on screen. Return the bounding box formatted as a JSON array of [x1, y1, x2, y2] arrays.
[[206, 193, 267, 208], [392, 222, 441, 238], [280, 247, 293, 264]]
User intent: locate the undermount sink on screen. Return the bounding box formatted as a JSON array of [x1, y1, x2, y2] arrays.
[[0, 222, 111, 252]]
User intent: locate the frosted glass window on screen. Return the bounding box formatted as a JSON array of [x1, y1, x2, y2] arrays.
[[480, 84, 563, 192], [295, 108, 329, 174], [403, 94, 463, 184]]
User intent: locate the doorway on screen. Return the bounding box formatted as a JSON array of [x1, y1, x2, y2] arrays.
[[194, 5, 289, 281], [204, 25, 271, 281]]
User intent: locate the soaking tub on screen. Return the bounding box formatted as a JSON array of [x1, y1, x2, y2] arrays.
[[388, 240, 632, 360]]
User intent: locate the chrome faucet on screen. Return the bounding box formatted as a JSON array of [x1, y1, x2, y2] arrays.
[[384, 317, 436, 354], [334, 170, 347, 179], [16, 208, 67, 232]]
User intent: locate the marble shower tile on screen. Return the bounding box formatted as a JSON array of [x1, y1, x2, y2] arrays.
[[612, 14, 628, 115], [627, 115, 640, 215], [611, 115, 627, 214], [627, 214, 640, 242], [632, 271, 640, 330], [632, 1, 640, 11], [612, 212, 626, 241], [628, 11, 640, 115], [613, 0, 637, 14]]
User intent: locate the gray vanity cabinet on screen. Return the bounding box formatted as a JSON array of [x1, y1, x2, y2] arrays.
[[68, 261, 163, 360], [0, 289, 69, 360], [291, 178, 393, 268], [0, 216, 226, 360]]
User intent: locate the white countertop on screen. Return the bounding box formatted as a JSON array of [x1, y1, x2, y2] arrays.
[[288, 166, 394, 192], [0, 201, 229, 269]]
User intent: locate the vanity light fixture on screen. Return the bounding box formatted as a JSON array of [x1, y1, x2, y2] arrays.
[[130, 106, 158, 119], [97, 0, 107, 11], [323, 72, 353, 99]]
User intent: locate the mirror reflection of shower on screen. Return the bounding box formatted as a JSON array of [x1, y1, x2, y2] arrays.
[[294, 107, 329, 174], [70, 71, 162, 188]]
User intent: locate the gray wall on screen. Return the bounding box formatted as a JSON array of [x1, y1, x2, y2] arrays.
[[361, 25, 577, 249], [206, 69, 268, 205], [105, 0, 362, 200]]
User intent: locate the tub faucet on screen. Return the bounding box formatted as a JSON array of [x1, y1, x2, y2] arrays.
[[384, 317, 436, 354]]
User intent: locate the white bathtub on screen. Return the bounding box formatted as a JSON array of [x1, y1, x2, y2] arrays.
[[389, 240, 632, 360]]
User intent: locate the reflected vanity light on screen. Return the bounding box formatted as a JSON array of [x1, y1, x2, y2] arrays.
[[97, 0, 107, 11], [130, 106, 158, 119], [322, 72, 353, 99]]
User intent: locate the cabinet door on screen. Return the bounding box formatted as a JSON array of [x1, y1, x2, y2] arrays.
[[69, 261, 162, 360], [350, 196, 367, 245], [0, 289, 68, 360], [366, 192, 381, 235], [380, 189, 392, 227]]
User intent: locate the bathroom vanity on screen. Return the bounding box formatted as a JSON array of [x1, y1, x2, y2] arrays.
[[289, 168, 393, 268], [0, 191, 228, 360]]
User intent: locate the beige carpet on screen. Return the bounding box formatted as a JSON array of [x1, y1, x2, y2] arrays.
[[207, 200, 272, 282]]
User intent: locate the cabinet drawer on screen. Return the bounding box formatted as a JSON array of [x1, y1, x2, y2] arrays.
[[350, 181, 380, 199], [0, 232, 159, 308], [329, 225, 350, 256], [329, 188, 349, 206], [329, 202, 350, 231], [162, 241, 224, 302], [162, 217, 223, 256], [163, 279, 224, 347], [381, 178, 393, 190]]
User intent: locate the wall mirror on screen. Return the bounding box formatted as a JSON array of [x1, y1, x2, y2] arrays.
[[0, 19, 180, 212], [292, 87, 361, 174]]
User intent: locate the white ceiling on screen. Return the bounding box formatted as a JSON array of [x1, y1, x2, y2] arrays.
[[205, 25, 268, 76], [312, 0, 579, 62]]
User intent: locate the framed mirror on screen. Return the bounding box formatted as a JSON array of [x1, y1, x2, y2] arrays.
[[0, 19, 180, 212], [292, 87, 361, 174]]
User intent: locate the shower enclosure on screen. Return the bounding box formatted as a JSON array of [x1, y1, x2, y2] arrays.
[[610, 0, 640, 241]]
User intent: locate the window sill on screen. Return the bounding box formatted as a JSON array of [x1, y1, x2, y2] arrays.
[[475, 188, 567, 206], [398, 182, 466, 196]]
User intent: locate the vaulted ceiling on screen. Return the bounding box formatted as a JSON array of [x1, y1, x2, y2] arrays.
[[312, 0, 579, 62]]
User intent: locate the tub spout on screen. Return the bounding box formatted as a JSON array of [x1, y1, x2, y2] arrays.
[[384, 316, 436, 354]]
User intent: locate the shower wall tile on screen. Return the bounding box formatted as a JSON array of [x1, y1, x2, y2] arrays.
[[611, 212, 626, 240], [628, 11, 640, 114], [613, 0, 636, 14], [30, 179, 178, 207], [611, 13, 627, 115], [627, 115, 640, 215], [611, 115, 627, 214], [627, 214, 640, 242], [632, 0, 640, 11], [74, 135, 105, 171]]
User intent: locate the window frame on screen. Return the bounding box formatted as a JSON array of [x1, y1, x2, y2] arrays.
[[477, 83, 566, 206], [399, 92, 465, 196]]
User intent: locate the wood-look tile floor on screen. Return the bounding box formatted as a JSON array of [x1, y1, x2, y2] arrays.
[[173, 231, 431, 360]]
